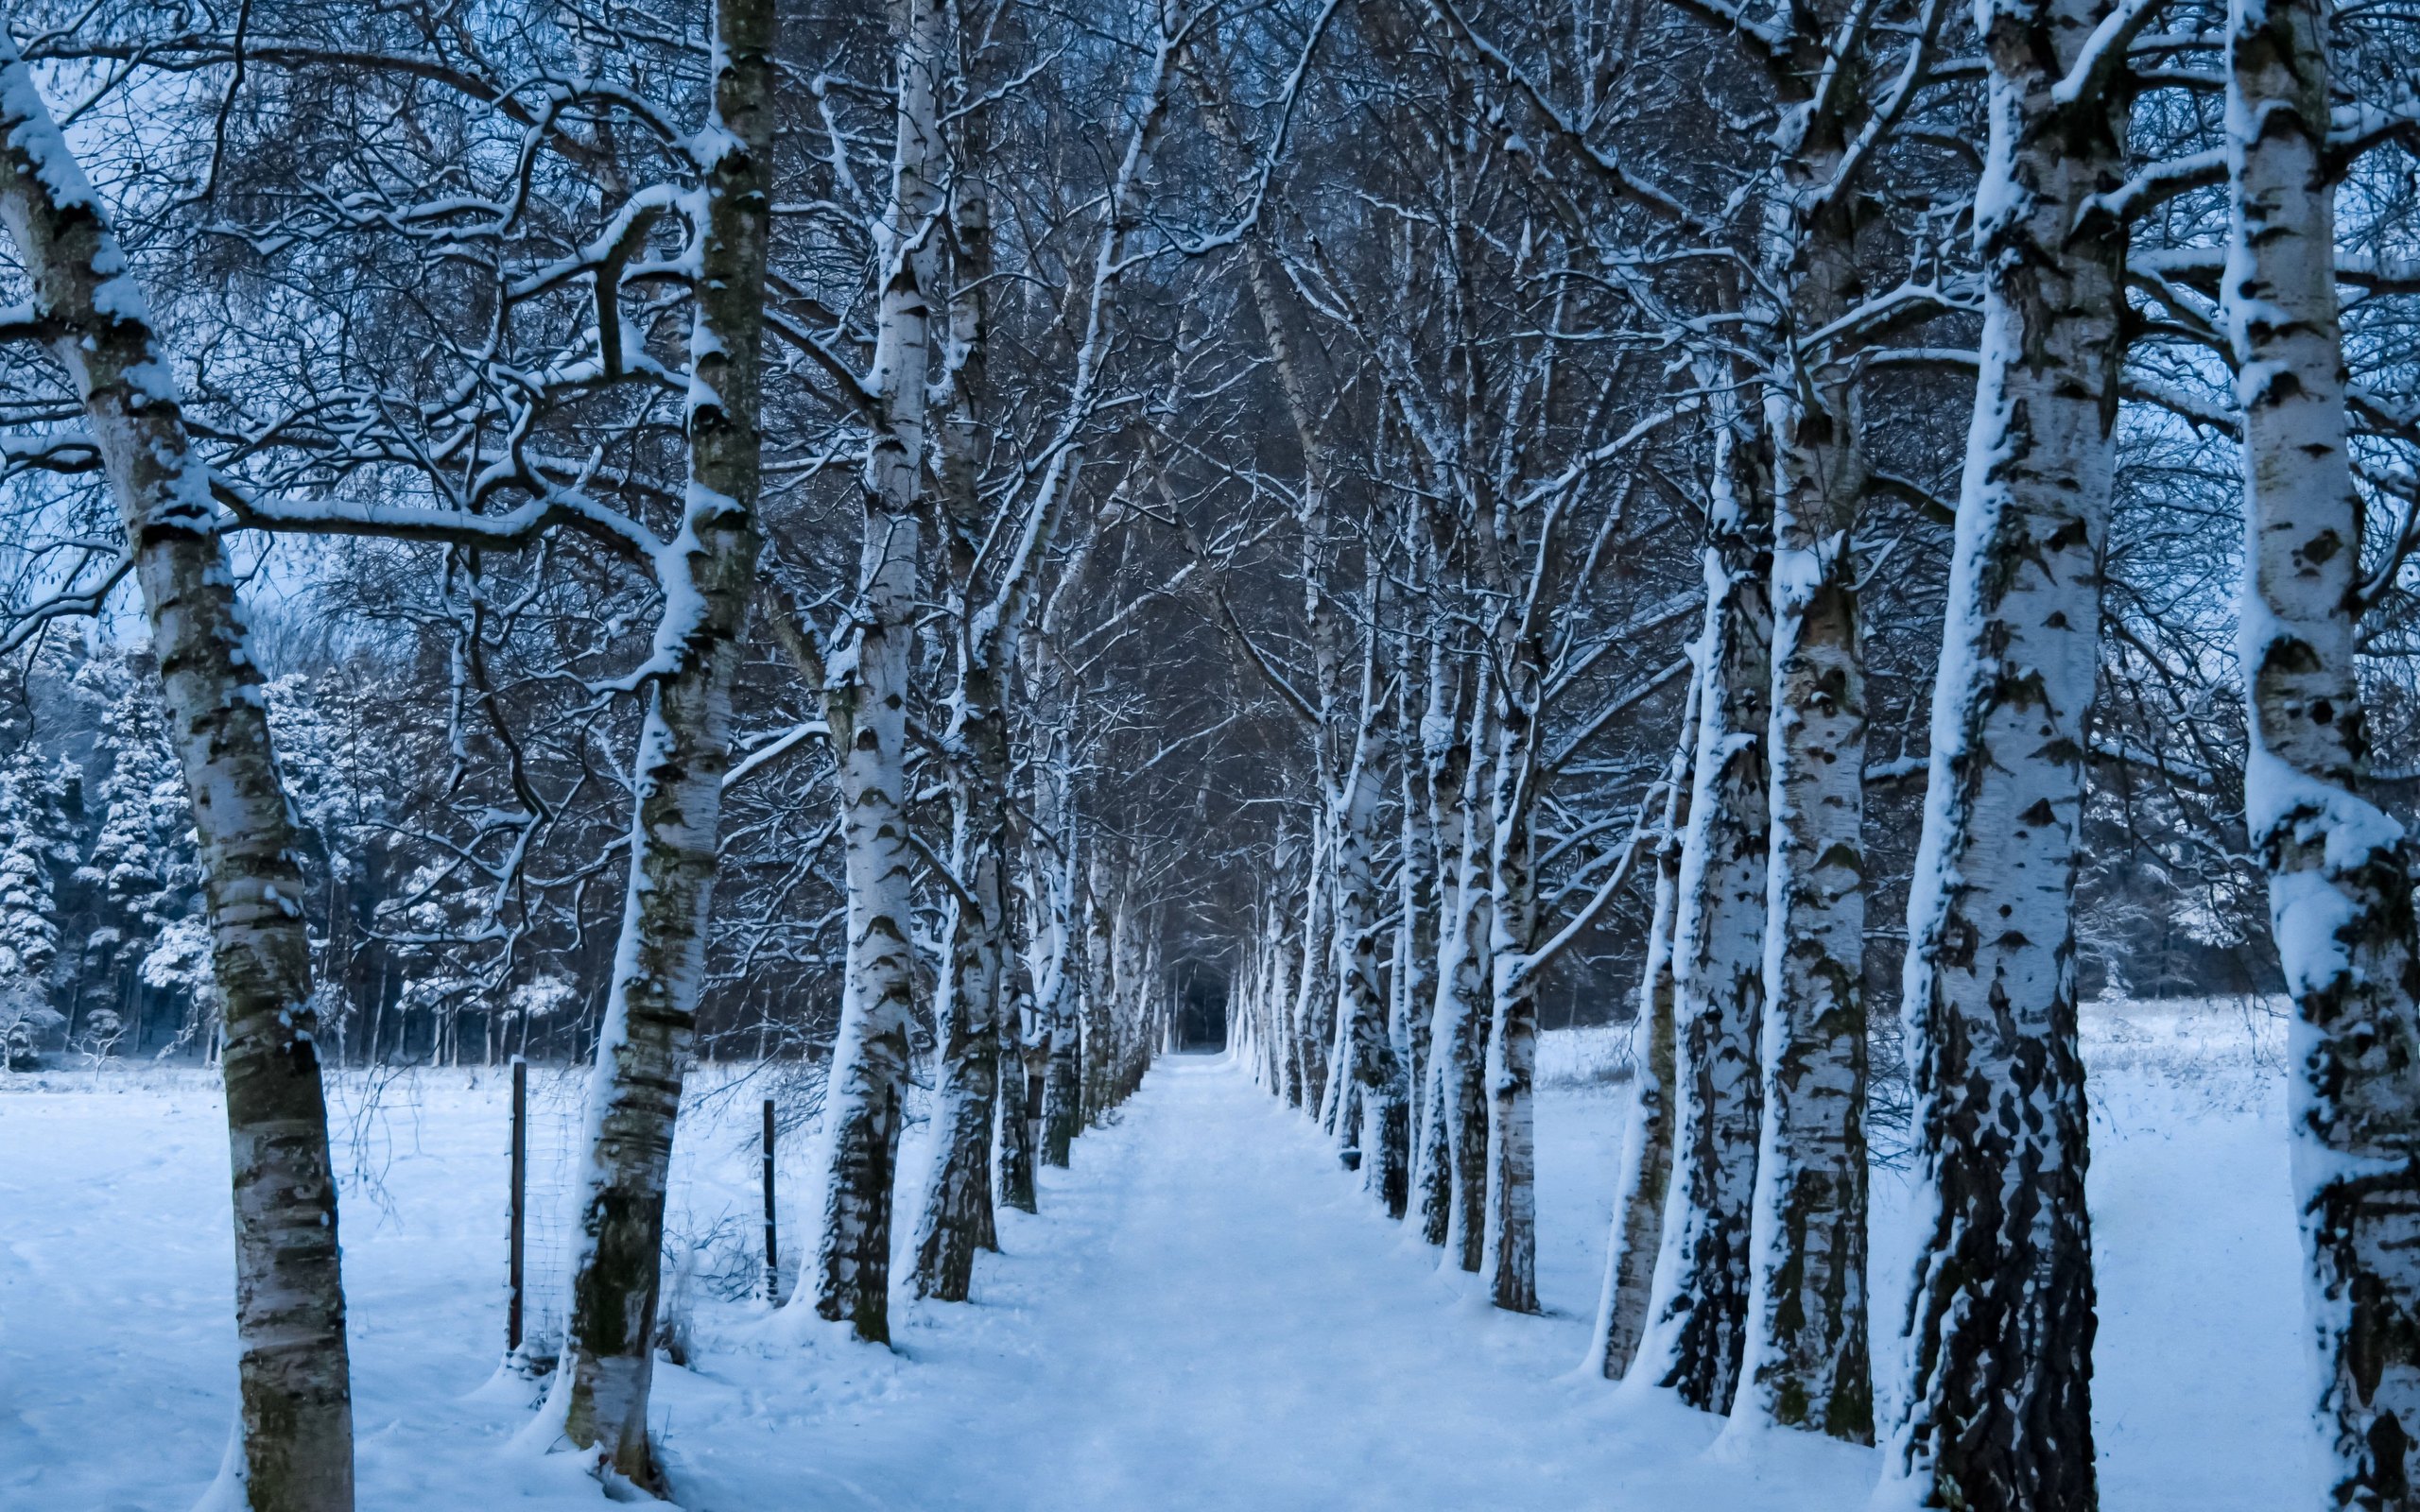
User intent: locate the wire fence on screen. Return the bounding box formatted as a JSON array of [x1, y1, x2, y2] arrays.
[[511, 1058, 829, 1366], [513, 1063, 590, 1367]]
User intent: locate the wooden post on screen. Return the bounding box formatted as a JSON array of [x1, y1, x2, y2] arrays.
[[761, 1096, 779, 1303], [508, 1057, 527, 1354]]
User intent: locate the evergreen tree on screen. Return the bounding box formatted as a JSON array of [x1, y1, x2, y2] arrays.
[[0, 747, 65, 1068]]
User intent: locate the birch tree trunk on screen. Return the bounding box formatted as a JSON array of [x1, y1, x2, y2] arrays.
[[549, 2, 772, 1476], [996, 971, 1040, 1214], [910, 174, 1001, 1304], [1884, 0, 2125, 1495], [1431, 696, 1496, 1271], [1082, 862, 1119, 1126], [914, 32, 1167, 1276], [806, 0, 947, 1346], [1024, 640, 1083, 1169], [2228, 1, 2420, 1501], [1638, 410, 1772, 1412], [1043, 967, 1082, 1167], [1736, 49, 1873, 1440], [1269, 904, 1304, 1108], [1595, 671, 1698, 1380], [1338, 673, 1407, 1212], [1292, 829, 1339, 1118], [1484, 651, 1544, 1314], [0, 44, 354, 1510], [1413, 691, 1476, 1247], [1397, 636, 1444, 1167]]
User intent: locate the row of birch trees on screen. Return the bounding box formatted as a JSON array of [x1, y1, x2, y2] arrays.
[[0, 0, 1211, 1503], [1202, 0, 2420, 1509]]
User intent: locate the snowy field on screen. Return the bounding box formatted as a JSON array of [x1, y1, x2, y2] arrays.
[[1, 1000, 2308, 1509]]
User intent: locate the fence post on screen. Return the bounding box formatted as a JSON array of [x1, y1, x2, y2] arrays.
[[509, 1057, 527, 1355], [761, 1096, 779, 1303]]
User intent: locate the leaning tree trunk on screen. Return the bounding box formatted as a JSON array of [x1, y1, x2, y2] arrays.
[[1637, 409, 1772, 1413], [1882, 0, 2125, 1499], [2228, 0, 2420, 1502], [1595, 670, 1698, 1381], [804, 0, 946, 1348], [0, 46, 355, 1511], [1735, 75, 1872, 1441], [549, 2, 772, 1479]]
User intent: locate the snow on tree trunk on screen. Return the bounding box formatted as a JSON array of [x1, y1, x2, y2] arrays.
[[996, 976, 1040, 1215], [909, 800, 1005, 1298], [1413, 694, 1476, 1248], [1338, 669, 1406, 1211], [1292, 832, 1338, 1119], [1396, 639, 1444, 1169], [805, 0, 947, 1347], [1637, 407, 1772, 1412], [1484, 645, 1544, 1314], [1081, 863, 1119, 1126], [1595, 670, 1698, 1381], [552, 1, 772, 1478], [1023, 641, 1083, 1171], [1268, 905, 1303, 1108], [910, 176, 1002, 1305], [1429, 697, 1495, 1271], [1043, 995, 1082, 1168], [1881, 0, 2124, 1494], [2227, 0, 2420, 1500], [0, 43, 357, 1510], [1735, 61, 1872, 1441], [914, 33, 1167, 1270]]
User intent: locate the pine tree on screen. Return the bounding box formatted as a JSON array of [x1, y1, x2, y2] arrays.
[[0, 746, 65, 1068], [79, 679, 202, 1044]]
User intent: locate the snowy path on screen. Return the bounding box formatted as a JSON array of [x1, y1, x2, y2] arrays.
[[1, 1015, 2312, 1509], [673, 1054, 1869, 1510]]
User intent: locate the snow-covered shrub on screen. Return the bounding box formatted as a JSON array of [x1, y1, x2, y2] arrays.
[[0, 979, 63, 1070]]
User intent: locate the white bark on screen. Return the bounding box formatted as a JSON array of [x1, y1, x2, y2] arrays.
[[1594, 668, 1699, 1381], [1734, 33, 1873, 1439], [1483, 666, 1543, 1314], [1424, 695, 1495, 1271], [1883, 0, 2125, 1495], [1636, 406, 1772, 1412], [0, 43, 354, 1510], [550, 3, 772, 1475], [804, 0, 947, 1346], [1337, 656, 1404, 1210], [2227, 0, 2420, 1500]]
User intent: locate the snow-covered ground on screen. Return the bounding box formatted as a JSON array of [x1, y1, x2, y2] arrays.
[[0, 999, 2309, 1509]]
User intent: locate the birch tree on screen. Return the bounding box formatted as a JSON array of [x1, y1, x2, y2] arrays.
[[1634, 401, 1774, 1408], [786, 0, 950, 1347], [0, 38, 354, 1508], [2226, 0, 2420, 1500], [1884, 0, 2132, 1498], [544, 0, 772, 1478]]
